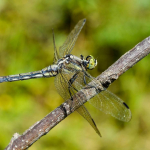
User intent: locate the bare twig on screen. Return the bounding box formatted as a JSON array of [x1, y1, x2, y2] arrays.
[[5, 36, 150, 150]]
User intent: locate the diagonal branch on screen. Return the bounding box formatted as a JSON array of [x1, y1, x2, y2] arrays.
[[5, 36, 150, 150]]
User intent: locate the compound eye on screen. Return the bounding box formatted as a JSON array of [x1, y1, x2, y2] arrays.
[[86, 55, 97, 70], [86, 55, 92, 61]]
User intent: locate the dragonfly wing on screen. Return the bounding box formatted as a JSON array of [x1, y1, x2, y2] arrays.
[[76, 105, 101, 137], [59, 19, 86, 58], [89, 89, 132, 122], [84, 71, 132, 122], [54, 69, 101, 136], [54, 72, 71, 101], [52, 29, 59, 63]]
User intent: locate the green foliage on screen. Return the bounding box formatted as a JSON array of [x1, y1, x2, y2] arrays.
[[0, 0, 150, 149]]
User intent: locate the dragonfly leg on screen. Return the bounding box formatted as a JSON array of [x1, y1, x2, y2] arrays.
[[82, 70, 91, 85], [69, 72, 79, 85], [68, 89, 73, 100], [83, 73, 101, 93], [68, 72, 79, 101], [80, 54, 84, 60], [83, 74, 87, 84], [84, 84, 101, 94], [82, 71, 101, 92]]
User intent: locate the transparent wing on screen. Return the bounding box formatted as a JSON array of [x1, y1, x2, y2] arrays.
[[76, 105, 101, 137], [52, 29, 59, 63], [59, 19, 86, 58], [84, 72, 132, 122], [89, 90, 132, 122], [54, 71, 72, 101], [54, 68, 101, 136]]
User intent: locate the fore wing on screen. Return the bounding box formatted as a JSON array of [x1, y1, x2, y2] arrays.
[[52, 29, 59, 63], [59, 19, 86, 58]]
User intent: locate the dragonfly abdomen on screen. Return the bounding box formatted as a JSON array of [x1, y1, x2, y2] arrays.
[[0, 64, 58, 83], [42, 64, 58, 77]]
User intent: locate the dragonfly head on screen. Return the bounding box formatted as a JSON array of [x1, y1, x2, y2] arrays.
[[86, 55, 97, 70]]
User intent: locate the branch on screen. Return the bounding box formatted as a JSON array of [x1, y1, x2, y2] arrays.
[[5, 36, 150, 150]]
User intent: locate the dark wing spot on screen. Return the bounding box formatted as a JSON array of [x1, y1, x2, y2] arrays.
[[123, 102, 129, 109], [92, 118, 97, 126]]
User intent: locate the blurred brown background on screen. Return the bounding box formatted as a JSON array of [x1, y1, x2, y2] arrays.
[[0, 0, 150, 150]]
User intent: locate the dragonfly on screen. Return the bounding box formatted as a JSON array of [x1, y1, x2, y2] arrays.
[[0, 19, 132, 137]]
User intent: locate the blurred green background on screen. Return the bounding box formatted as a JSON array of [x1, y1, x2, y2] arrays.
[[0, 0, 150, 150]]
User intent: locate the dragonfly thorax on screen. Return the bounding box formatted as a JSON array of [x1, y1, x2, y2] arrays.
[[60, 54, 97, 70]]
